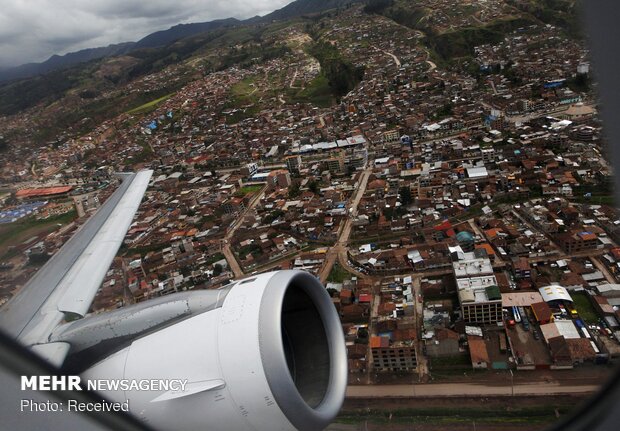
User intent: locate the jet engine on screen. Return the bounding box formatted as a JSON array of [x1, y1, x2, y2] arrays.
[[80, 270, 347, 431]]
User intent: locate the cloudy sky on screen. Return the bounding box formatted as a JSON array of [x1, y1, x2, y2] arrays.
[[0, 0, 292, 68]]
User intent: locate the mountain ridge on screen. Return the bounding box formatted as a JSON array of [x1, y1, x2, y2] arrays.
[[0, 0, 361, 83]]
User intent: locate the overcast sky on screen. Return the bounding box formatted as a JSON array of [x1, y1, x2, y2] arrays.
[[0, 0, 292, 68]]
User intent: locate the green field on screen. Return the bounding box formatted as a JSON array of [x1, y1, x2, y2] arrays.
[[235, 185, 263, 197], [0, 210, 77, 259], [327, 263, 352, 283], [126, 93, 175, 115], [337, 404, 570, 426], [570, 291, 600, 324], [571, 195, 615, 206], [229, 77, 260, 105], [125, 141, 154, 166], [120, 241, 169, 257], [288, 75, 334, 107], [429, 354, 471, 368]]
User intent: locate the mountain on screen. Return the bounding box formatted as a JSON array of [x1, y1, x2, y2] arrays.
[[131, 18, 240, 50], [261, 0, 362, 21], [0, 18, 241, 84], [0, 0, 360, 84], [0, 43, 135, 83]]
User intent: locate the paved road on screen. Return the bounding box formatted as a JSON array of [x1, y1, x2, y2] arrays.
[[214, 164, 286, 175], [411, 276, 428, 379], [346, 382, 599, 398], [222, 242, 244, 279], [222, 185, 267, 278], [366, 292, 381, 384], [526, 248, 606, 264], [353, 267, 454, 280], [319, 166, 373, 283], [591, 255, 617, 284]]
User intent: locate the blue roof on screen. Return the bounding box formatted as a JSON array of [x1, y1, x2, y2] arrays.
[[456, 231, 474, 243]]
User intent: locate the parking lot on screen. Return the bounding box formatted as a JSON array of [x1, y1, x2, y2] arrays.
[[506, 316, 552, 367]]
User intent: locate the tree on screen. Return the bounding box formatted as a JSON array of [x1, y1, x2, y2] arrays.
[[436, 102, 453, 118], [364, 0, 394, 14], [309, 180, 320, 194], [28, 253, 50, 265], [399, 186, 412, 206], [568, 72, 590, 92], [308, 42, 365, 100], [288, 182, 301, 198], [213, 263, 223, 276]]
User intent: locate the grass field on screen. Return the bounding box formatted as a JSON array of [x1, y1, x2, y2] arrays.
[[231, 77, 258, 98], [228, 77, 261, 108], [428, 354, 471, 368], [125, 141, 154, 166], [288, 75, 334, 107], [570, 291, 600, 324], [0, 210, 77, 258], [336, 404, 569, 426], [235, 185, 263, 196], [120, 241, 169, 257], [126, 93, 175, 115], [327, 263, 352, 283], [571, 195, 615, 206]]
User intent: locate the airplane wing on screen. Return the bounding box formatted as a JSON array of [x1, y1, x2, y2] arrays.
[[0, 170, 153, 364]]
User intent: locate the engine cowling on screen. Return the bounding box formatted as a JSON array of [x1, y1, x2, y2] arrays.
[[82, 270, 347, 431]]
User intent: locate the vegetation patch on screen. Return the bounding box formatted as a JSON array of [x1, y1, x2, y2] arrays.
[[120, 242, 169, 257], [205, 253, 225, 265], [327, 262, 352, 283], [0, 209, 77, 258], [235, 185, 263, 196], [570, 291, 599, 324], [428, 354, 471, 368], [367, 1, 430, 34], [337, 404, 571, 425], [126, 93, 174, 115], [288, 74, 334, 107], [425, 18, 536, 61], [237, 243, 263, 260], [507, 0, 583, 38], [230, 77, 259, 102], [214, 43, 291, 72], [307, 42, 364, 100]]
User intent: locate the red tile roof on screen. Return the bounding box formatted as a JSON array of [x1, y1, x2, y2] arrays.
[[16, 186, 72, 198], [370, 335, 389, 348], [358, 294, 372, 303]]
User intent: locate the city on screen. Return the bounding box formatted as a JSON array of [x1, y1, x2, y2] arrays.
[[0, 0, 616, 430]]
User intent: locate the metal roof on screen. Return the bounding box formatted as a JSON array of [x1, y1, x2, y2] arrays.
[[538, 285, 573, 303]]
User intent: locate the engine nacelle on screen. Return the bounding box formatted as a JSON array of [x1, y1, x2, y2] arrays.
[[82, 270, 347, 431]]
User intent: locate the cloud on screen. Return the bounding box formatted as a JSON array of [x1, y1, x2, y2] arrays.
[[0, 0, 291, 68]]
